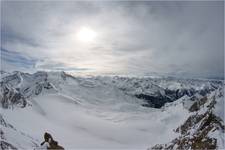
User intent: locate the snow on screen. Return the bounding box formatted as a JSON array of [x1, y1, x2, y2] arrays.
[[208, 128, 225, 149], [0, 71, 223, 149], [1, 123, 39, 149], [1, 90, 190, 149], [214, 96, 225, 122]]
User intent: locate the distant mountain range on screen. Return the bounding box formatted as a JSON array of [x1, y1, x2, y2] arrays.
[[0, 71, 224, 149]]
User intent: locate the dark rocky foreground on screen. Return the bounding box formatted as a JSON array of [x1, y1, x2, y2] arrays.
[[150, 88, 225, 150]]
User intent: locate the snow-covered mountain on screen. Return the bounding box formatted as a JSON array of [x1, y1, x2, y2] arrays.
[[0, 71, 224, 149]]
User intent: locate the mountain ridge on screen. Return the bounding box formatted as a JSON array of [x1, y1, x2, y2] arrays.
[[0, 70, 224, 149]]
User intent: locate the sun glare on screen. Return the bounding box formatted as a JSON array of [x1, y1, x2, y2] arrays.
[[77, 27, 97, 43]]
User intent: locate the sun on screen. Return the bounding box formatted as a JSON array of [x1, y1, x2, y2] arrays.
[[76, 27, 97, 43]]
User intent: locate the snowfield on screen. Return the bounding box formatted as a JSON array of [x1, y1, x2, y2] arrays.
[[0, 71, 224, 149]]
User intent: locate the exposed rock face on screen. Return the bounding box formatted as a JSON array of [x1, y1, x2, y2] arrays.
[[135, 93, 172, 108], [0, 71, 224, 149], [0, 71, 223, 109], [0, 84, 27, 109], [105, 76, 222, 109], [0, 115, 15, 129], [0, 141, 18, 150], [134, 82, 219, 109], [151, 88, 225, 150], [41, 132, 64, 150], [0, 71, 53, 109], [188, 97, 208, 112]]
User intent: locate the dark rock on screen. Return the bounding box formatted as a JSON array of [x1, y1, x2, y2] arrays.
[[0, 84, 27, 108], [151, 94, 225, 150], [189, 97, 208, 112], [136, 94, 169, 108], [41, 132, 64, 150], [0, 141, 17, 150]]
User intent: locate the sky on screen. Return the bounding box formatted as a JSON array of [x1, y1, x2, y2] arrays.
[[1, 1, 224, 78]]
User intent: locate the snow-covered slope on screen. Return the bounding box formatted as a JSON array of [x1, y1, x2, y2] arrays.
[[150, 88, 225, 149], [0, 71, 224, 149]]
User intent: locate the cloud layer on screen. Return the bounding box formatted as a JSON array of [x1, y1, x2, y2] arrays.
[[1, 1, 224, 78]]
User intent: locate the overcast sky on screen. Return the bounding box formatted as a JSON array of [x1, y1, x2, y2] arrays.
[[1, 1, 224, 78]]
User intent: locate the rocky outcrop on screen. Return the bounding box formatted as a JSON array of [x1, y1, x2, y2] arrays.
[[136, 86, 218, 109], [136, 93, 172, 108], [0, 71, 53, 109], [1, 71, 222, 109], [150, 89, 225, 149], [107, 76, 221, 109], [0, 84, 27, 109], [40, 132, 64, 150], [0, 141, 18, 150]]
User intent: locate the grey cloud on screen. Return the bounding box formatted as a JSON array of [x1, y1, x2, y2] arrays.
[[1, 1, 224, 78], [0, 48, 37, 72]]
